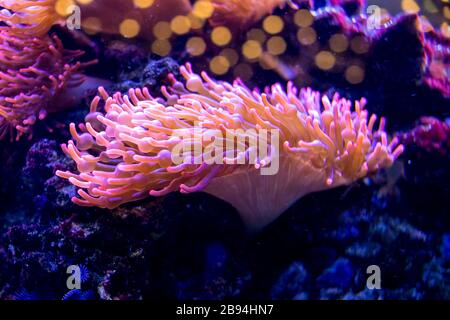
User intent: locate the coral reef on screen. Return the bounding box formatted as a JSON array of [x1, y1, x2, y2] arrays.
[[1, 137, 448, 299]]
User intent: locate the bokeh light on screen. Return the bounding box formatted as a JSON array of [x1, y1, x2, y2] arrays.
[[267, 36, 287, 56], [188, 13, 206, 30], [294, 9, 314, 28], [315, 51, 336, 70], [444, 7, 450, 20], [133, 0, 154, 9], [210, 56, 230, 75], [211, 26, 232, 46], [153, 21, 172, 40], [55, 0, 75, 16], [401, 0, 421, 14], [242, 40, 263, 60], [170, 15, 191, 35], [263, 15, 284, 34], [119, 19, 140, 38], [192, 0, 214, 19], [186, 37, 207, 56], [441, 22, 450, 38], [297, 27, 317, 45], [152, 39, 171, 56], [329, 34, 349, 53], [345, 65, 365, 84]]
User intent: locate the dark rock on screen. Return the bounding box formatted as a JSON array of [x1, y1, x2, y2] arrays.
[[271, 262, 309, 300], [317, 258, 354, 289]]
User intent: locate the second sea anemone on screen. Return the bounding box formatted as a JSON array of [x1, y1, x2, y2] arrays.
[[0, 30, 95, 140]]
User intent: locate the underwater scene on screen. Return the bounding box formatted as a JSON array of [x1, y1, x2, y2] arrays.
[[0, 0, 449, 303]]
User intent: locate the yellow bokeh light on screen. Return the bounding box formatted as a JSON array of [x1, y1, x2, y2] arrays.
[[133, 0, 154, 9], [186, 37, 207, 56], [152, 39, 171, 56], [263, 15, 284, 34], [242, 40, 262, 60], [266, 36, 287, 56], [76, 0, 93, 4], [211, 26, 232, 46], [192, 0, 214, 19], [315, 51, 336, 70], [153, 21, 172, 40], [119, 19, 141, 38], [297, 27, 317, 45], [188, 13, 206, 30], [441, 22, 450, 38], [220, 48, 239, 66], [401, 0, 420, 14], [345, 65, 365, 84], [233, 63, 253, 81], [210, 56, 230, 75], [444, 7, 450, 20], [55, 0, 75, 16], [329, 34, 349, 53], [294, 9, 314, 28], [170, 15, 191, 35]]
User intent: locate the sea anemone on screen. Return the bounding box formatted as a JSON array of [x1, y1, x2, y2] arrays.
[[209, 0, 293, 29], [56, 63, 403, 229], [0, 30, 95, 140], [0, 0, 192, 39]]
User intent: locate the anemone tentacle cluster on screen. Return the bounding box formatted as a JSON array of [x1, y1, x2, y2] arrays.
[[0, 0, 97, 140], [57, 63, 403, 228], [0, 30, 94, 140], [0, 0, 63, 37]]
